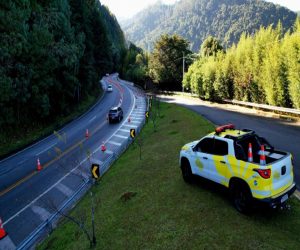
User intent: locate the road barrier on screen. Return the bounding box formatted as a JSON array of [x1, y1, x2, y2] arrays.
[[17, 84, 147, 249], [223, 99, 300, 117], [158, 91, 300, 118]]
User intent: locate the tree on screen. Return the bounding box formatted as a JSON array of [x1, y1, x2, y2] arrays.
[[0, 0, 128, 137], [200, 36, 224, 57], [282, 21, 300, 108], [149, 34, 192, 90]]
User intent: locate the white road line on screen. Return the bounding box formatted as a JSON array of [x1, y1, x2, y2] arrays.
[[89, 115, 96, 123], [131, 117, 144, 120], [131, 115, 144, 118], [123, 124, 138, 128], [56, 183, 73, 197], [90, 158, 103, 165], [130, 121, 140, 124], [35, 143, 56, 156], [3, 79, 137, 227], [108, 141, 121, 146], [114, 134, 127, 139], [18, 159, 29, 165], [105, 150, 113, 155], [119, 129, 128, 133], [31, 205, 51, 221]]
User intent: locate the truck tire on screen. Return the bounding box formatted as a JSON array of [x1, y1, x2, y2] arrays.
[[230, 180, 253, 214], [181, 159, 193, 183]]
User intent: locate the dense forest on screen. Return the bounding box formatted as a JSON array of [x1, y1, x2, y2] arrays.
[[122, 0, 297, 52], [0, 0, 126, 133], [183, 20, 300, 109]]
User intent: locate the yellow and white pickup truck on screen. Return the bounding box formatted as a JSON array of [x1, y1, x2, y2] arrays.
[[180, 124, 296, 213]]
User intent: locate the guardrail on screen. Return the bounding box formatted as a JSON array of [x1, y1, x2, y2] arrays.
[[18, 87, 147, 249], [223, 99, 300, 117], [157, 90, 300, 118]]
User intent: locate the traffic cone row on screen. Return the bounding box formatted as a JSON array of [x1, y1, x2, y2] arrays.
[[260, 145, 266, 165], [248, 143, 253, 162], [0, 217, 7, 240], [37, 158, 42, 171], [101, 141, 106, 152]]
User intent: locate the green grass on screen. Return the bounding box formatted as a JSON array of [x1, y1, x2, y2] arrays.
[[38, 102, 300, 250], [0, 94, 100, 158]]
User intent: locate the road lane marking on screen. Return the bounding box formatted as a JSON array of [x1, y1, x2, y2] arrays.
[[119, 129, 128, 133], [89, 115, 97, 123], [2, 80, 138, 227], [35, 143, 57, 156], [31, 205, 51, 221], [105, 150, 113, 155], [108, 141, 121, 146], [56, 183, 73, 197], [114, 134, 127, 139], [0, 120, 107, 198], [18, 158, 29, 165], [131, 116, 144, 119], [123, 124, 138, 128], [130, 121, 141, 124]]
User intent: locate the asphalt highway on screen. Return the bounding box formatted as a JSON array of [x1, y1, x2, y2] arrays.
[[0, 74, 147, 249], [160, 95, 300, 190]]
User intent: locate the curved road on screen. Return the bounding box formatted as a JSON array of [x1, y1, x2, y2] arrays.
[[0, 74, 147, 249], [160, 95, 300, 190]]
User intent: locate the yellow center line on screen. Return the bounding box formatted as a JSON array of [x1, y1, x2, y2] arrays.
[[0, 120, 107, 197]]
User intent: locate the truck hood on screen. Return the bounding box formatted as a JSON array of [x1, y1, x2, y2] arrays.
[[181, 140, 199, 151]]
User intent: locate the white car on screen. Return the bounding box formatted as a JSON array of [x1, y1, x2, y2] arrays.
[[107, 84, 113, 92]]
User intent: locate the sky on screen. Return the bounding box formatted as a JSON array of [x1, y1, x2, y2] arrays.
[[100, 0, 299, 20]]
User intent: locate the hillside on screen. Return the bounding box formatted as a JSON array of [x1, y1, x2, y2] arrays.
[[121, 0, 297, 51], [0, 0, 126, 143]]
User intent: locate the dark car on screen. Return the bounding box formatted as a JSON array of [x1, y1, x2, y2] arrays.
[[108, 106, 123, 123]]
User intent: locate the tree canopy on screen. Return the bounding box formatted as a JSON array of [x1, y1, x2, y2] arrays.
[[183, 18, 300, 109], [201, 36, 224, 57], [0, 0, 126, 132], [149, 34, 192, 90]]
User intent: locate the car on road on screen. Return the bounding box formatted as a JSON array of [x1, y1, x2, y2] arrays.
[[108, 106, 123, 123], [107, 84, 113, 92], [179, 124, 296, 213]]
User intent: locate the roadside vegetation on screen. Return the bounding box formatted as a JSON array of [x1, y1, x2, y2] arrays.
[[38, 101, 300, 250], [183, 19, 300, 109], [0, 0, 144, 158]]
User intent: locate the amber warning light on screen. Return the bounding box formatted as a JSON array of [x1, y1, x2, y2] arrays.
[[215, 124, 235, 134]]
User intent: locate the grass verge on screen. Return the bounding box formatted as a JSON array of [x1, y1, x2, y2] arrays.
[[38, 102, 300, 250], [0, 94, 100, 159]]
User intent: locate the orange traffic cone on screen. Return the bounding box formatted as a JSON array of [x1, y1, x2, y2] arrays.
[[128, 116, 131, 123], [37, 158, 42, 171], [260, 145, 266, 165], [85, 129, 89, 138], [101, 142, 106, 152], [248, 143, 253, 162], [0, 217, 7, 240]]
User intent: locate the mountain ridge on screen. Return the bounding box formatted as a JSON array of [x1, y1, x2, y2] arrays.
[[121, 0, 297, 52]]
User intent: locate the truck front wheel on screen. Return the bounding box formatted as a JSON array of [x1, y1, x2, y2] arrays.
[[181, 159, 193, 183]]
